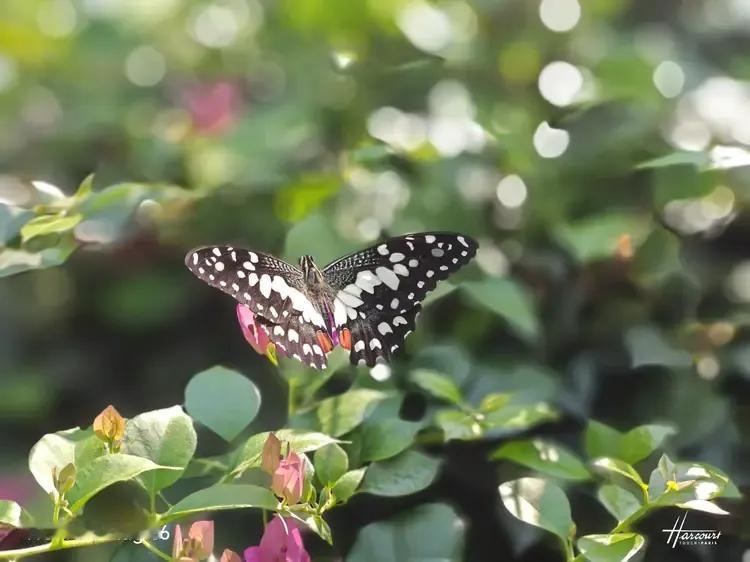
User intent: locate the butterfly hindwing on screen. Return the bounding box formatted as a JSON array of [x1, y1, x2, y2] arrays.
[[348, 304, 421, 366], [258, 315, 328, 370]]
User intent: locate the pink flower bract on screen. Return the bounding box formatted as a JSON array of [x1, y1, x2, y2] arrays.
[[271, 451, 305, 505], [236, 304, 271, 356], [244, 516, 310, 562]]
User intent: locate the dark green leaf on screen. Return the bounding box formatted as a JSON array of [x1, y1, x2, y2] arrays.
[[462, 278, 539, 341], [347, 503, 464, 562], [314, 443, 348, 485], [163, 484, 277, 522], [499, 477, 574, 540], [492, 439, 590, 481], [360, 450, 440, 497], [184, 366, 261, 441]]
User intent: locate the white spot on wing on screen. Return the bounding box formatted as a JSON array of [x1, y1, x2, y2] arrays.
[[369, 338, 382, 350], [243, 261, 255, 271], [458, 236, 469, 247], [354, 340, 365, 352], [377, 244, 389, 256], [376, 266, 399, 290], [248, 273, 259, 286], [215, 262, 225, 271], [389, 252, 405, 263], [431, 248, 445, 257], [393, 316, 407, 326], [212, 248, 222, 256], [393, 264, 409, 276], [338, 290, 364, 308], [288, 329, 299, 343], [260, 275, 272, 298], [425, 235, 436, 243], [378, 322, 393, 335]]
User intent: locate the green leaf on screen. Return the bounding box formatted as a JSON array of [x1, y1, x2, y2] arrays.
[[637, 150, 709, 169], [184, 366, 261, 441], [492, 439, 590, 481], [0, 500, 33, 528], [28, 428, 105, 496], [20, 213, 82, 242], [462, 278, 538, 342], [483, 402, 558, 433], [585, 421, 675, 464], [592, 458, 647, 491], [331, 468, 366, 502], [67, 454, 177, 512], [360, 449, 440, 497], [597, 485, 642, 523], [0, 204, 32, 244], [232, 430, 341, 473], [121, 405, 197, 493], [347, 503, 465, 562], [555, 212, 650, 263], [435, 408, 483, 441], [0, 240, 77, 278], [163, 484, 277, 522], [499, 477, 574, 540], [302, 513, 332, 544], [410, 369, 463, 404], [316, 389, 386, 437], [577, 533, 645, 562], [625, 326, 691, 369], [360, 418, 421, 462], [314, 443, 348, 485]]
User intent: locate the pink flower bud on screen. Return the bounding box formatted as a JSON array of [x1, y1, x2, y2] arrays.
[[271, 451, 305, 505]]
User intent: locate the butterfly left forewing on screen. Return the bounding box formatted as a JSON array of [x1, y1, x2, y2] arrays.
[[185, 244, 332, 367]]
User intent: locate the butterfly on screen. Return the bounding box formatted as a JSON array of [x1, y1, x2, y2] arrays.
[[185, 232, 478, 369]]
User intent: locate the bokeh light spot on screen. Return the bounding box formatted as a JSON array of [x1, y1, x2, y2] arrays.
[[653, 60, 685, 98], [539, 0, 581, 32], [533, 121, 569, 158], [125, 46, 166, 87], [538, 61, 583, 106]]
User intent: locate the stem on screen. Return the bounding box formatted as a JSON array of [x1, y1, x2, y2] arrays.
[[611, 505, 651, 533], [561, 536, 575, 562], [140, 539, 172, 562], [0, 533, 122, 561]]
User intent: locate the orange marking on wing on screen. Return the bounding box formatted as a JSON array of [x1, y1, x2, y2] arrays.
[[316, 331, 334, 353], [340, 328, 352, 350]]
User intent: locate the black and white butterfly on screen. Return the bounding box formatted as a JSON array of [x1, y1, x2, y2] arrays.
[[185, 232, 478, 369]]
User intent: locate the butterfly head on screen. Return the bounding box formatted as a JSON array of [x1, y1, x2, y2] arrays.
[[299, 255, 324, 287]]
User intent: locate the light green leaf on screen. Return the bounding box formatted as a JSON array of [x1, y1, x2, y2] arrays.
[[499, 477, 574, 540], [67, 454, 177, 512], [302, 513, 332, 544], [163, 484, 277, 522], [332, 468, 366, 502], [484, 402, 558, 433], [435, 409, 483, 441], [577, 533, 645, 562], [185, 366, 261, 441], [347, 503, 465, 562], [316, 389, 386, 437], [585, 421, 675, 464], [0, 241, 77, 278], [492, 439, 590, 481], [314, 443, 348, 485], [597, 485, 642, 523], [411, 369, 463, 404], [0, 500, 33, 528], [21, 213, 82, 242], [360, 418, 421, 462], [360, 450, 440, 497], [637, 151, 709, 170], [28, 428, 105, 496], [462, 278, 538, 342], [592, 458, 647, 490], [122, 405, 197, 493]]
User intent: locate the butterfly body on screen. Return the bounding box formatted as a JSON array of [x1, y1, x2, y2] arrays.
[[186, 232, 477, 369]]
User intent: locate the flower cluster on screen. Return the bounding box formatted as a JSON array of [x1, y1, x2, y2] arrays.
[[172, 517, 309, 562]]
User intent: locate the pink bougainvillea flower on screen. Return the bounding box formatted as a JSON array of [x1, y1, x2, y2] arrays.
[[172, 520, 215, 561], [244, 516, 310, 562], [271, 451, 305, 505], [184, 81, 242, 135], [236, 304, 278, 365]]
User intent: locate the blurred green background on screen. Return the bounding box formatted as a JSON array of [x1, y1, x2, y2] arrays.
[[1, 0, 750, 560]]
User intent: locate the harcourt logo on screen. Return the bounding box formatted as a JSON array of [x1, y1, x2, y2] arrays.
[[662, 512, 721, 548]]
